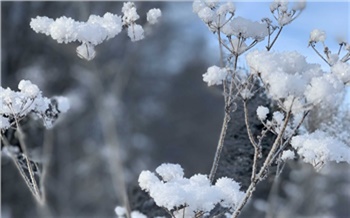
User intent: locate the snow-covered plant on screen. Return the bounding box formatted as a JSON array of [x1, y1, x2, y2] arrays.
[[1, 80, 69, 204], [138, 163, 245, 217], [30, 2, 161, 61], [0, 80, 69, 130], [187, 0, 350, 217]]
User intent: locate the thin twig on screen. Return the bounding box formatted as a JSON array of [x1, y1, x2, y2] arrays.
[[243, 100, 259, 182], [310, 44, 331, 66], [8, 104, 43, 204], [271, 110, 309, 162], [266, 26, 283, 51], [232, 101, 293, 218]]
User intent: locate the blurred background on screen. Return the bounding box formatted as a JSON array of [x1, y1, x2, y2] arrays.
[[1, 2, 224, 217], [1, 1, 349, 218]]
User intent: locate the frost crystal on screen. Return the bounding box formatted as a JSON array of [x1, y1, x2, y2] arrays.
[[309, 29, 326, 43], [147, 8, 162, 24], [256, 106, 269, 120], [202, 65, 228, 86]]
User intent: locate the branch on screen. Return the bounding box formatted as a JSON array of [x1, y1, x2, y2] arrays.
[[243, 100, 260, 182], [266, 26, 283, 51], [232, 101, 293, 218]]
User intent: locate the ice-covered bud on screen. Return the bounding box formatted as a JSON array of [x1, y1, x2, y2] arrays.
[[147, 8, 162, 24], [309, 29, 326, 43], [156, 163, 184, 182], [18, 80, 40, 98], [257, 106, 269, 120], [202, 65, 228, 86], [128, 24, 144, 42], [198, 7, 215, 23], [292, 0, 306, 10], [76, 42, 96, 61], [332, 61, 350, 84]]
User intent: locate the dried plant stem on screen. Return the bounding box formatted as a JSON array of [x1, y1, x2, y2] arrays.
[[7, 104, 44, 205], [89, 63, 131, 218], [209, 34, 239, 183], [310, 44, 330, 66], [232, 104, 293, 218], [266, 26, 283, 51], [209, 112, 231, 183], [243, 100, 259, 182]]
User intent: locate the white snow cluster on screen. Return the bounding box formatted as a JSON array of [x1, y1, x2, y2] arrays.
[[281, 150, 295, 161], [193, 1, 268, 43], [138, 163, 245, 217], [147, 8, 162, 25], [246, 50, 346, 113], [309, 29, 326, 43], [256, 106, 269, 120], [270, 0, 306, 26], [332, 61, 350, 84], [291, 130, 350, 169], [0, 80, 69, 130], [30, 2, 161, 60], [202, 65, 228, 86], [222, 17, 268, 42], [114, 206, 147, 218]]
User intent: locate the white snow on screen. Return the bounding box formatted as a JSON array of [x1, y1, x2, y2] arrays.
[[147, 8, 162, 25], [291, 130, 350, 168], [256, 106, 269, 120], [202, 65, 228, 86], [138, 163, 245, 217], [309, 29, 326, 43]]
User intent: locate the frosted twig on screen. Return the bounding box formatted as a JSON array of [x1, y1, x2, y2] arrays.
[[232, 100, 293, 218], [243, 100, 259, 182]]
